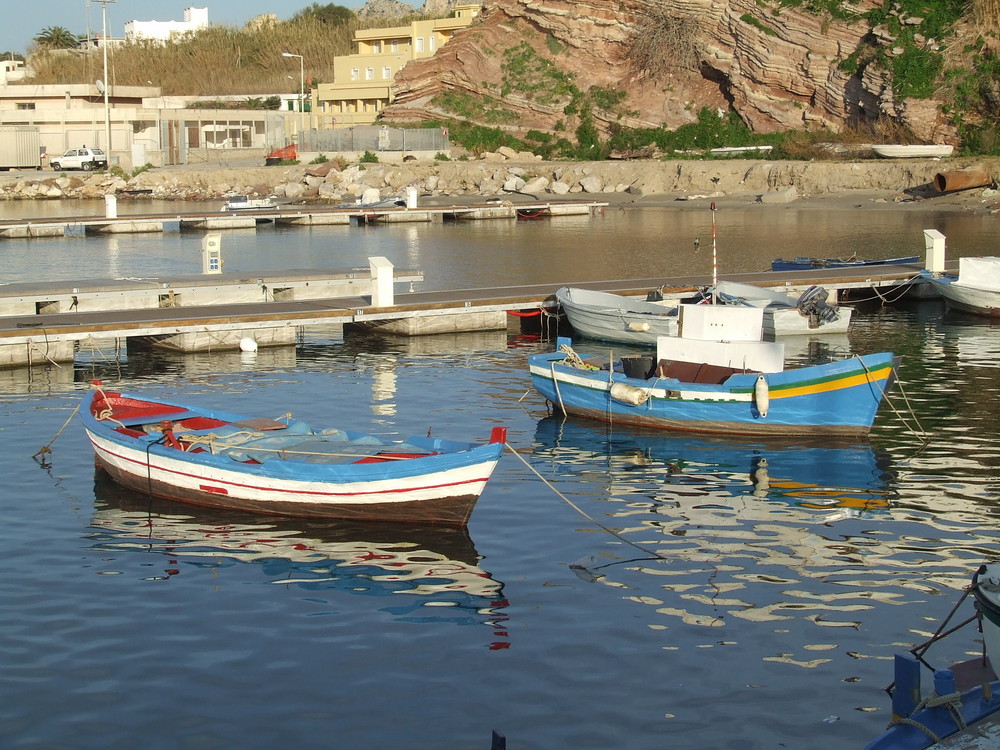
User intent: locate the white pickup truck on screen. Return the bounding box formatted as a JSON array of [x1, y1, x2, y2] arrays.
[[50, 147, 108, 171]]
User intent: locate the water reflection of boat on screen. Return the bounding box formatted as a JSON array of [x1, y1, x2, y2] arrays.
[[532, 417, 894, 518], [89, 473, 508, 633]]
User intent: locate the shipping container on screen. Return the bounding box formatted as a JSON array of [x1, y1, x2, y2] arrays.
[[0, 126, 42, 170]]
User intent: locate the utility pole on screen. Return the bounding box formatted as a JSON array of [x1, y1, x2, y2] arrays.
[[98, 0, 116, 156], [282, 52, 305, 143]]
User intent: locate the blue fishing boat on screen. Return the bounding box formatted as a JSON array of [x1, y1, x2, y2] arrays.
[[770, 255, 919, 272], [80, 382, 506, 525], [527, 331, 897, 437], [863, 564, 1000, 749]]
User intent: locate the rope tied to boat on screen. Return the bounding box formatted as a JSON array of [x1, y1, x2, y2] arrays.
[[854, 354, 927, 440], [884, 689, 966, 741], [558, 343, 599, 370]]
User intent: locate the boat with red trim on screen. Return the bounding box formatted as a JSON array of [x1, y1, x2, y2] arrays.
[[80, 382, 505, 525]]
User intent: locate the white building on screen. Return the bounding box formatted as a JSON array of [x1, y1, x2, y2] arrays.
[[124, 7, 209, 43]]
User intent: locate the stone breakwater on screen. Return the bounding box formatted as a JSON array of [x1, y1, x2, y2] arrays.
[[2, 157, 997, 204]]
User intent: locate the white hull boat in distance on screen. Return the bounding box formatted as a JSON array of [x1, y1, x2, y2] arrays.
[[222, 195, 279, 212], [864, 564, 1000, 749], [80, 382, 506, 525], [872, 144, 954, 159], [923, 256, 1000, 318]]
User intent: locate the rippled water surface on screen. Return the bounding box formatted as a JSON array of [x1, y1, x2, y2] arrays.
[[1, 205, 999, 750]]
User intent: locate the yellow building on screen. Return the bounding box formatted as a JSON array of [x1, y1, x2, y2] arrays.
[[312, 4, 480, 129]]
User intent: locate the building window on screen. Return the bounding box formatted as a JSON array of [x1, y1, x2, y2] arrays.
[[16, 102, 35, 110], [429, 36, 435, 52], [372, 41, 381, 54], [382, 66, 391, 80], [391, 41, 399, 53], [365, 67, 374, 80], [351, 68, 359, 81], [415, 37, 424, 53]]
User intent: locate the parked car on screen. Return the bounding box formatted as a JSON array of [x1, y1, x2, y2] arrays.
[[50, 147, 108, 171]]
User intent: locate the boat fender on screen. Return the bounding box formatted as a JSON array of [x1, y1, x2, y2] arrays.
[[754, 374, 769, 418], [627, 321, 651, 332], [610, 381, 651, 406]]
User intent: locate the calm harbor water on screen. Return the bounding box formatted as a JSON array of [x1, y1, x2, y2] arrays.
[[1, 200, 999, 750]]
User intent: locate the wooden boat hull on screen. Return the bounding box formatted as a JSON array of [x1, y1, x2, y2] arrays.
[[527, 348, 897, 437], [81, 387, 504, 525], [926, 274, 1000, 317]]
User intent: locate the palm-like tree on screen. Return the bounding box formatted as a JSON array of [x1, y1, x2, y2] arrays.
[[34, 26, 81, 50]]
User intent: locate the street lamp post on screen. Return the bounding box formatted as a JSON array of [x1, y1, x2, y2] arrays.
[[98, 0, 117, 156], [282, 52, 305, 143]]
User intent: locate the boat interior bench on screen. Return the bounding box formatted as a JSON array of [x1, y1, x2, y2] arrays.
[[655, 359, 745, 385]]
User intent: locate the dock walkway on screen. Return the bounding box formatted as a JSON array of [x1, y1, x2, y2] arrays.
[[0, 260, 931, 368], [0, 200, 610, 238]]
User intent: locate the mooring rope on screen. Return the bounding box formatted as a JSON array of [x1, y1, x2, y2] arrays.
[[504, 440, 671, 563], [33, 404, 80, 461], [856, 354, 927, 440]]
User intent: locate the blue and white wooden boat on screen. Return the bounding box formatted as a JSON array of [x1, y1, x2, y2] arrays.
[[863, 564, 1000, 749], [80, 382, 506, 525], [527, 314, 897, 437]]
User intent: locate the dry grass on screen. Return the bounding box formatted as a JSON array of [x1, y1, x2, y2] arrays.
[[970, 0, 1000, 38], [24, 16, 409, 96], [626, 8, 701, 78]]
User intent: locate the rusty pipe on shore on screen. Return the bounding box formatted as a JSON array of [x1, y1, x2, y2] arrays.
[[933, 169, 993, 193]]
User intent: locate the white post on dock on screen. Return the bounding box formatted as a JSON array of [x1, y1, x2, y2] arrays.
[[406, 186, 418, 209], [202, 234, 223, 274], [104, 194, 118, 219], [369, 256, 394, 307], [924, 229, 946, 273]]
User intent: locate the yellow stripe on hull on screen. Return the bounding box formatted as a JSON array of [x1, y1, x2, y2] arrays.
[[771, 365, 893, 400]]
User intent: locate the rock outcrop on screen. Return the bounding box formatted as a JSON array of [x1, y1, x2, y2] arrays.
[[380, 0, 959, 143], [4, 157, 995, 205]]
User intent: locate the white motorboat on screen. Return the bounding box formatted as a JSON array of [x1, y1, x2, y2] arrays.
[[923, 256, 1000, 318], [221, 195, 279, 212], [555, 282, 851, 346]]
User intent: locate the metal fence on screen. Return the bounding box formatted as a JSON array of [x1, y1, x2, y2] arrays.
[[301, 126, 450, 154]]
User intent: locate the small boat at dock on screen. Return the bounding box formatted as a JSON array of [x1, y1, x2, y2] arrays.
[[221, 195, 279, 212], [922, 256, 1000, 318], [527, 305, 896, 438], [770, 255, 920, 272], [555, 282, 851, 344], [863, 563, 1000, 749], [80, 382, 506, 525]]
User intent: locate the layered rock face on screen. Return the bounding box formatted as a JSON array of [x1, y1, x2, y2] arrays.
[[380, 0, 957, 143]]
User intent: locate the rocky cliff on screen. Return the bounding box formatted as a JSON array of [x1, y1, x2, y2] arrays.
[[380, 0, 961, 143]]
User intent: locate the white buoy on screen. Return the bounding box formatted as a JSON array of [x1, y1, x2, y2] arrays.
[[754, 373, 769, 418], [239, 336, 258, 353]]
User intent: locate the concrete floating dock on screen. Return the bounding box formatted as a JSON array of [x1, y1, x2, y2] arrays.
[[0, 255, 934, 368], [0, 201, 609, 239]]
